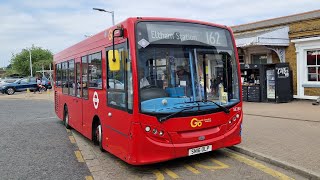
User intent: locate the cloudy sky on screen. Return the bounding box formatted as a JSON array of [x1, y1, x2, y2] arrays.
[[0, 0, 319, 67]]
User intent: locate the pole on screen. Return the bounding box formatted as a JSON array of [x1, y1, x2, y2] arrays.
[[93, 8, 115, 26], [111, 11, 115, 25], [42, 64, 44, 77], [28, 49, 33, 77]]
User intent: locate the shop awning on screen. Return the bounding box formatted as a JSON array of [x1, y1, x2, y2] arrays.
[[234, 26, 289, 47]]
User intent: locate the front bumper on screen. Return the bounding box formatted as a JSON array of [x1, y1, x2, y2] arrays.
[[127, 119, 242, 165]]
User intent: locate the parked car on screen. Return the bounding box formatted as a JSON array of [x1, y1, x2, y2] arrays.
[[0, 77, 52, 95], [0, 78, 19, 86]]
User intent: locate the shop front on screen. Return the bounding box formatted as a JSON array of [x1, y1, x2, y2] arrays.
[[232, 10, 320, 100]]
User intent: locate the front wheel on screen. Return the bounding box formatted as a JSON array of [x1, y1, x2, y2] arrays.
[[6, 88, 15, 95], [94, 122, 104, 152], [64, 107, 71, 129]]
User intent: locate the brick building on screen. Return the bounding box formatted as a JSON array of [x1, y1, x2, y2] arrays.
[[232, 10, 320, 100]]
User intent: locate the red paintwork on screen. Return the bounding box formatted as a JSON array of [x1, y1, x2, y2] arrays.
[[53, 17, 243, 165]]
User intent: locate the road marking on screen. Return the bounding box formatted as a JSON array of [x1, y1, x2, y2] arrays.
[[36, 116, 57, 120], [66, 129, 71, 133], [194, 158, 229, 170], [164, 168, 179, 179], [69, 136, 76, 144], [184, 165, 201, 174], [75, 150, 85, 162], [225, 151, 294, 180], [152, 170, 165, 180], [85, 176, 93, 180]]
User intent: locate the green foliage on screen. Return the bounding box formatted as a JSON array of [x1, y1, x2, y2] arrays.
[[10, 45, 53, 76]]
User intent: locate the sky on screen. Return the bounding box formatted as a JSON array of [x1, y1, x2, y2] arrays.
[[0, 0, 319, 68]]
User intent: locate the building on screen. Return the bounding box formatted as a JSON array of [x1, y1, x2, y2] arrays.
[[232, 10, 320, 100]]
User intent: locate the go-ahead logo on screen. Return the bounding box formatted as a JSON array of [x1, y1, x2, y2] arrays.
[[190, 118, 203, 128]]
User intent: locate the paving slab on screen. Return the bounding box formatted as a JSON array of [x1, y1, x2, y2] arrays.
[[237, 101, 320, 178]]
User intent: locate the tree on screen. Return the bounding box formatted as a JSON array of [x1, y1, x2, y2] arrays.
[[10, 45, 53, 76], [6, 64, 12, 69]]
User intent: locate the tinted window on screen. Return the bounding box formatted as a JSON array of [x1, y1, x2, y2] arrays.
[[62, 62, 68, 94], [68, 60, 75, 96], [88, 52, 102, 89], [107, 43, 131, 110], [56, 63, 62, 87], [82, 56, 89, 99], [76, 63, 81, 98]]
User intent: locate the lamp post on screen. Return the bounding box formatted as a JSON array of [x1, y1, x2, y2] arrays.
[[27, 49, 33, 77], [93, 8, 115, 25]]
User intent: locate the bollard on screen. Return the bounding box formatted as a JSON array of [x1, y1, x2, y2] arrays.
[[25, 88, 30, 98]]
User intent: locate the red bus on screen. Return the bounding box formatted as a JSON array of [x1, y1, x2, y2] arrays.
[[54, 17, 242, 165]]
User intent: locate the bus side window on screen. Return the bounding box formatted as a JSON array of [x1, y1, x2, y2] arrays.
[[82, 56, 89, 99], [107, 42, 133, 111]]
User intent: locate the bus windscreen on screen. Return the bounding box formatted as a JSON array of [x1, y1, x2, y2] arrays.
[[136, 22, 240, 115]]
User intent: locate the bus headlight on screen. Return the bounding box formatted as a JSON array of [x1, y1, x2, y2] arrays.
[[145, 126, 151, 132]]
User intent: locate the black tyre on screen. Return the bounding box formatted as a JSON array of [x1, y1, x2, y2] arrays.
[[6, 88, 15, 95], [93, 121, 104, 152], [63, 106, 71, 129]]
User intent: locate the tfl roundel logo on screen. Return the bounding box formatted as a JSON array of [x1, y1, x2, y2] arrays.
[[190, 118, 203, 128]]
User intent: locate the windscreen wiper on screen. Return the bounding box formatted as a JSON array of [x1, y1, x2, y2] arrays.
[[177, 100, 230, 114], [159, 106, 194, 122], [203, 100, 230, 114], [159, 100, 230, 123]]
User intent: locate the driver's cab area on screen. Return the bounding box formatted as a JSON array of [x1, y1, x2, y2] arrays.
[[138, 47, 193, 102]]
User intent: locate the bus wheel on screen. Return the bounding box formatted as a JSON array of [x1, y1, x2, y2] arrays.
[[64, 106, 71, 129], [94, 122, 104, 152]]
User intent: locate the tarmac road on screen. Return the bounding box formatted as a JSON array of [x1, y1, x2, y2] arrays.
[[0, 95, 310, 180], [0, 99, 91, 179]]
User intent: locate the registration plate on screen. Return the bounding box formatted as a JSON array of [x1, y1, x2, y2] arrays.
[[188, 145, 212, 156]]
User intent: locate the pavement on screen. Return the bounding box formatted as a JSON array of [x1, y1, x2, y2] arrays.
[[2, 91, 320, 179], [235, 101, 320, 179]]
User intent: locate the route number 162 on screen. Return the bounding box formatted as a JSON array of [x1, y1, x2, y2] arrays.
[[206, 32, 220, 45]]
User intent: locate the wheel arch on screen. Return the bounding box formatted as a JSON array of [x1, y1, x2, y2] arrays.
[[91, 115, 101, 139]]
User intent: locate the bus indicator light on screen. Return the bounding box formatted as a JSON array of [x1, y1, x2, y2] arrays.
[[152, 129, 157, 134], [159, 131, 164, 136]]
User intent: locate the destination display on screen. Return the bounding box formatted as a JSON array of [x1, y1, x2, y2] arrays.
[[144, 23, 229, 47]]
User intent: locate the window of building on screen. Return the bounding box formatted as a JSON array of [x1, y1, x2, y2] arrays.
[[82, 56, 89, 99], [239, 55, 244, 64], [88, 52, 102, 89], [307, 50, 320, 82], [68, 60, 75, 96], [62, 62, 68, 94], [252, 54, 267, 64]]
